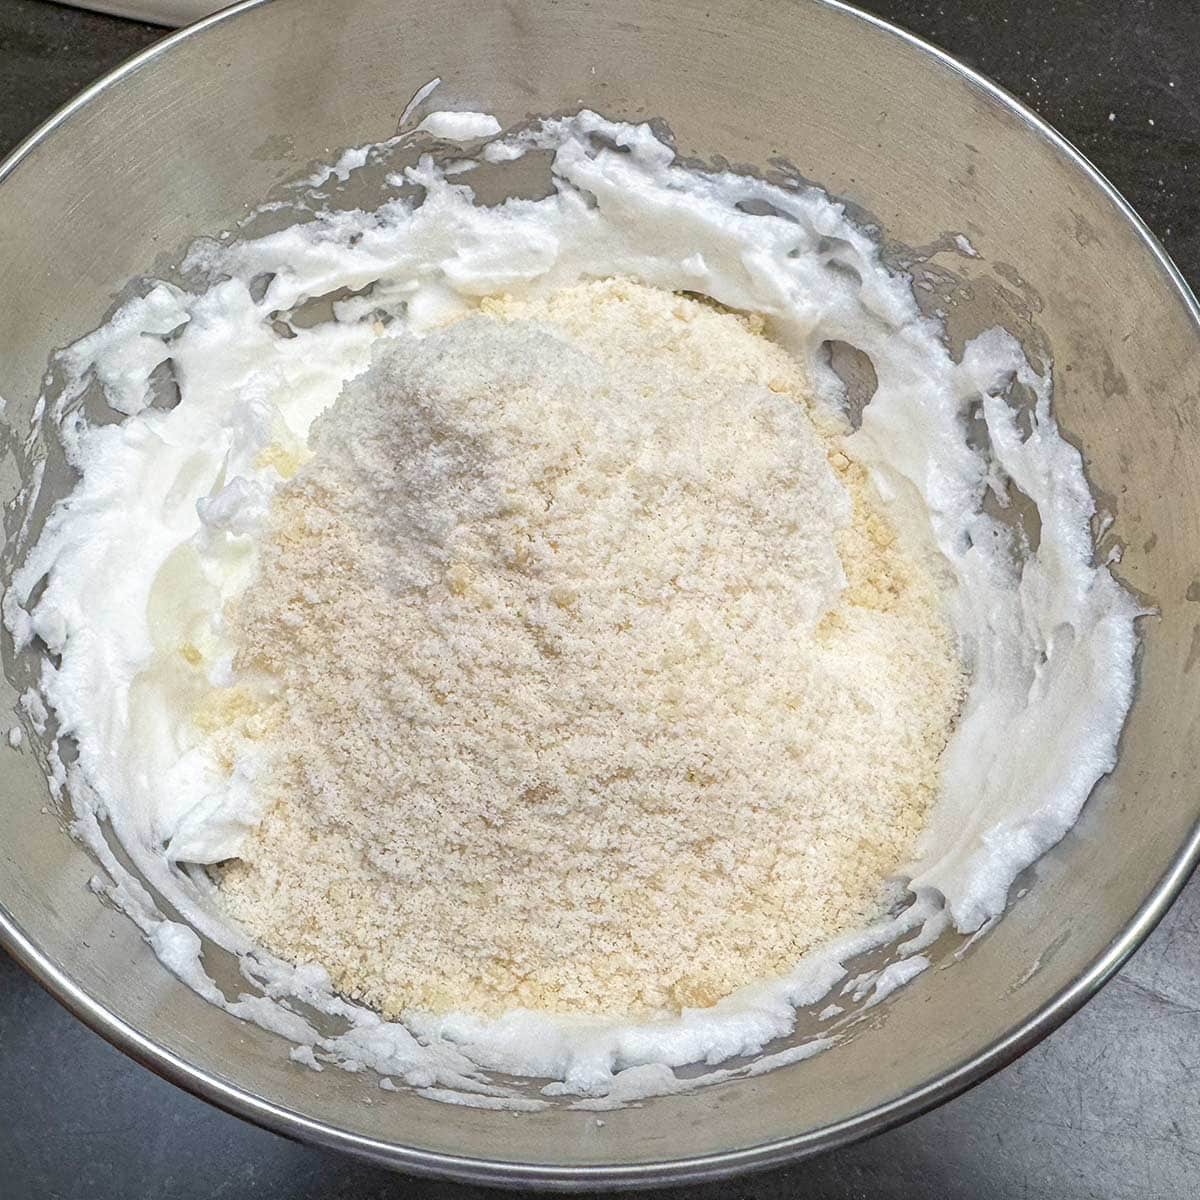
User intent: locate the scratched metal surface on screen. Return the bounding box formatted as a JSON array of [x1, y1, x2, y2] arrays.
[[0, 1, 1198, 1196]]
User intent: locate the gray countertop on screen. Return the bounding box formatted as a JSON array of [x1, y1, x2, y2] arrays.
[[1, 1, 1198, 1196]]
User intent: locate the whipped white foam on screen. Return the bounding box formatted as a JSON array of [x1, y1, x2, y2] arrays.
[[416, 110, 502, 140], [5, 110, 1139, 1105]]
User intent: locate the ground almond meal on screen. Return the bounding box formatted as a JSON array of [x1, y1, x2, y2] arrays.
[[213, 279, 966, 1018]]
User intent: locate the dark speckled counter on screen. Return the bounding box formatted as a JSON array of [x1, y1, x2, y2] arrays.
[[1, 1, 1198, 1196]]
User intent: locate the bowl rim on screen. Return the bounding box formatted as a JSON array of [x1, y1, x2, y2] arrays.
[[2, 0, 1199, 1187]]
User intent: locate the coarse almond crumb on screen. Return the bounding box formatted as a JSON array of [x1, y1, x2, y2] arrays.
[[215, 279, 965, 1019]]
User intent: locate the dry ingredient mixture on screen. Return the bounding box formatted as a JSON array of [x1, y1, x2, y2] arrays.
[[212, 279, 964, 1017]]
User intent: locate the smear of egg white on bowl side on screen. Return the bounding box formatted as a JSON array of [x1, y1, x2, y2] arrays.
[[3, 102, 1140, 1110]]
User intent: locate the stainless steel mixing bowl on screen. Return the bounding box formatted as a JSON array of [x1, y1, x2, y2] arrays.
[[1, 0, 1198, 1187]]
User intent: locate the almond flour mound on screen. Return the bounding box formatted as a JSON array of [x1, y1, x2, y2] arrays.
[[214, 279, 965, 1017]]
